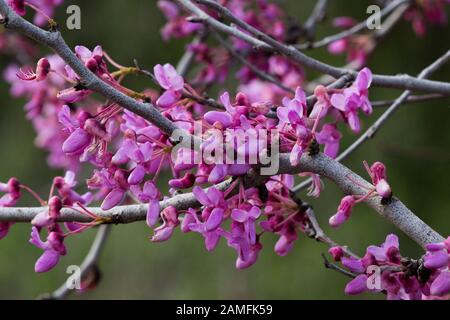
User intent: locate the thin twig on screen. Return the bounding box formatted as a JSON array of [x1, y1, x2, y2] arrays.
[[296, 0, 410, 50], [372, 93, 446, 108], [302, 0, 329, 42]]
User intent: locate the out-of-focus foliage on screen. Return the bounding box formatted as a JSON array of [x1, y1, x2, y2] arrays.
[[0, 0, 449, 299]]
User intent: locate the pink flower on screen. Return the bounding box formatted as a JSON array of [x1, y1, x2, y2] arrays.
[[8, 0, 25, 16], [231, 206, 261, 245], [29, 226, 66, 273], [157, 0, 201, 41], [309, 85, 332, 120], [31, 196, 62, 228], [329, 246, 344, 261], [0, 177, 21, 207], [151, 206, 179, 242], [185, 208, 223, 251], [366, 234, 401, 263], [329, 195, 356, 228], [276, 87, 307, 125], [345, 274, 368, 295], [133, 181, 161, 228], [430, 271, 450, 297], [316, 123, 342, 158], [16, 58, 51, 82], [330, 68, 373, 133], [365, 161, 392, 199], [154, 63, 184, 108], [342, 257, 365, 273]]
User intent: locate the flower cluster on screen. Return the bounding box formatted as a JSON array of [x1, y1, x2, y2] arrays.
[[1, 43, 377, 273], [0, 0, 447, 300], [329, 234, 450, 299]]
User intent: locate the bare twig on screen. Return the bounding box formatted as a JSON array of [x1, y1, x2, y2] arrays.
[[302, 0, 329, 42], [296, 0, 410, 49]]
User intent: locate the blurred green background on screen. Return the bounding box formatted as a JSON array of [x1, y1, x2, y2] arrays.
[[0, 0, 449, 300]]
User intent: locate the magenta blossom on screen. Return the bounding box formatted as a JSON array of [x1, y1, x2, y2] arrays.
[[7, 0, 25, 15], [330, 68, 373, 133], [231, 206, 261, 245], [17, 58, 51, 82], [0, 177, 21, 207], [154, 63, 184, 108], [316, 123, 342, 158], [184, 208, 224, 251], [29, 226, 66, 273], [365, 161, 392, 199], [329, 195, 356, 228]]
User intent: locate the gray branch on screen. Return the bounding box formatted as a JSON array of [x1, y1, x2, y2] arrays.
[[0, 153, 443, 248], [178, 0, 450, 95]]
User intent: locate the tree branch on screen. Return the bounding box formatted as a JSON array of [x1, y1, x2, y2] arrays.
[[178, 0, 450, 95], [0, 153, 443, 248]]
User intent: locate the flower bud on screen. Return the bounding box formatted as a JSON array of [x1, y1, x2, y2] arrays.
[[36, 58, 51, 81]]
